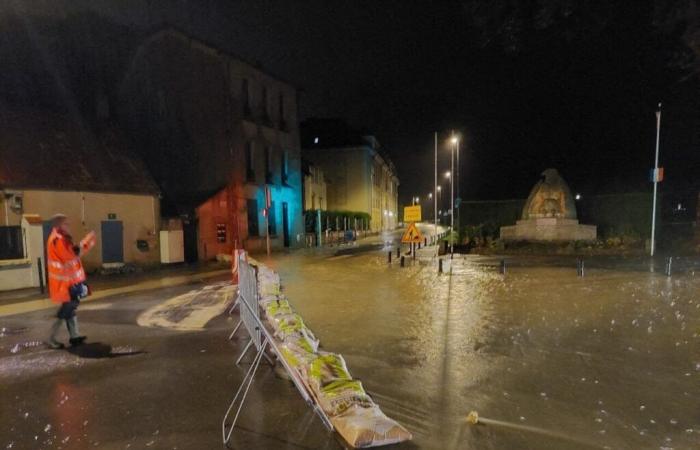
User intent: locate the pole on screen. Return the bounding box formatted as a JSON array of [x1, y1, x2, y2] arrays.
[[434, 132, 438, 244], [265, 212, 271, 256], [651, 102, 661, 257], [450, 131, 455, 258], [456, 135, 460, 233], [316, 209, 322, 247]]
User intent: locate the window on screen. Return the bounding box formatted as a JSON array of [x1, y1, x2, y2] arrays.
[[241, 79, 250, 114], [264, 146, 272, 184], [281, 150, 288, 184], [0, 226, 24, 259], [245, 141, 255, 182], [262, 86, 269, 118], [268, 201, 276, 235], [216, 223, 227, 243], [278, 94, 285, 128], [247, 199, 259, 236]]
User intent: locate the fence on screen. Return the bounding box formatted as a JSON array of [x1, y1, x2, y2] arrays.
[[222, 252, 332, 445]]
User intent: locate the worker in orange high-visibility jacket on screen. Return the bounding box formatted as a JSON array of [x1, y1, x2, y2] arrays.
[[46, 214, 95, 349]]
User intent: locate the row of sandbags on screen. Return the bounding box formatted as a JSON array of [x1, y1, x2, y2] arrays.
[[253, 261, 412, 448]]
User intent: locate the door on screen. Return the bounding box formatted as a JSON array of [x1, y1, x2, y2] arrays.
[[282, 202, 290, 247], [182, 215, 198, 263], [101, 221, 124, 263]]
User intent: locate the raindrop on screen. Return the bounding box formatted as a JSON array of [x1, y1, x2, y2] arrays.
[[640, 405, 646, 411], [519, 416, 526, 421], [669, 418, 677, 425], [44, 424, 52, 433]]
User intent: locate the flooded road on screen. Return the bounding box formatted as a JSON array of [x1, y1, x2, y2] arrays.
[[1, 242, 698, 449], [270, 250, 700, 449]]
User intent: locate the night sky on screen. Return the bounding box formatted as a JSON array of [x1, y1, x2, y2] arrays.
[[5, 1, 700, 206]]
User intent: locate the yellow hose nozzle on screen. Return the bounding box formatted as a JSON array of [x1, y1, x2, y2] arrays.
[[466, 410, 479, 425]]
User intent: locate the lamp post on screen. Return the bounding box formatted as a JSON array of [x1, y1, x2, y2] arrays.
[[436, 186, 442, 225], [650, 102, 662, 257], [450, 134, 459, 258]]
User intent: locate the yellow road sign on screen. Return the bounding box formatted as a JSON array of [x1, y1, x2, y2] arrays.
[[401, 222, 423, 243], [403, 205, 422, 222]]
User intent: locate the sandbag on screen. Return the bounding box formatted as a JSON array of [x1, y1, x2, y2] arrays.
[[333, 404, 413, 448], [306, 354, 373, 416]]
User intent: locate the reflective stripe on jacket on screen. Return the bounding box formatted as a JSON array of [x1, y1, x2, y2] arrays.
[[47, 228, 86, 303]]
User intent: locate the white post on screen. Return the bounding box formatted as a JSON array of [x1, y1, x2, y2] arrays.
[[651, 103, 661, 256]]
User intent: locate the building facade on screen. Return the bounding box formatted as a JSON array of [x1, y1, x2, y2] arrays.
[[119, 29, 304, 259], [301, 119, 399, 231], [0, 110, 161, 274], [302, 161, 327, 211]]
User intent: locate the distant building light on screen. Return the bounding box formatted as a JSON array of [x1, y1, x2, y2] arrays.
[[677, 203, 683, 211], [313, 137, 319, 144], [383, 210, 388, 216], [389, 211, 393, 217], [575, 194, 581, 200]]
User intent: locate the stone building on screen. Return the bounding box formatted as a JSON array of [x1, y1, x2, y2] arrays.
[[119, 29, 304, 259], [301, 119, 399, 231], [0, 109, 161, 281]]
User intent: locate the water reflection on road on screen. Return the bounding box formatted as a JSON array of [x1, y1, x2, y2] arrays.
[[272, 250, 700, 449]]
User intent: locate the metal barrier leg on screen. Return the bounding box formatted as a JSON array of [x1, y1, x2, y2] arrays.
[[222, 338, 269, 444], [228, 298, 239, 315], [235, 339, 254, 365], [229, 319, 243, 341]]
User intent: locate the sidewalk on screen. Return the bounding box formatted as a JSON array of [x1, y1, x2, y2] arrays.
[[0, 262, 231, 317]]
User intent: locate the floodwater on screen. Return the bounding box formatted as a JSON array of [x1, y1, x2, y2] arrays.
[[269, 250, 700, 449]]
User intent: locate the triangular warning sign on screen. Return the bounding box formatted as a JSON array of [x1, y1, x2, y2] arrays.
[[401, 222, 423, 243]]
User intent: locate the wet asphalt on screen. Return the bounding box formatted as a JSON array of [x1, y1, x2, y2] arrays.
[[1, 240, 699, 449]]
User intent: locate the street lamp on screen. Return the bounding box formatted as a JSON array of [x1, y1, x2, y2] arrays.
[[449, 133, 458, 259], [436, 186, 442, 225], [444, 171, 451, 179]]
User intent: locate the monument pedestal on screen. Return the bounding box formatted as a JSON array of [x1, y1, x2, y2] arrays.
[[500, 218, 596, 242]]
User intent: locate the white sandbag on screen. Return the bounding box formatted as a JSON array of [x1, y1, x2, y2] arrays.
[[333, 404, 413, 448]]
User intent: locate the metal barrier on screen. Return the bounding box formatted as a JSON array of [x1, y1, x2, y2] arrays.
[[223, 252, 333, 445]]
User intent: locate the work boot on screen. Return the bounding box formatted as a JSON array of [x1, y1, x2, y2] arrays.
[[66, 317, 86, 346], [46, 318, 65, 349]]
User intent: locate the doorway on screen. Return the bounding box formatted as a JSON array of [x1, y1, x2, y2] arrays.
[[182, 214, 198, 263], [101, 220, 124, 263], [282, 202, 290, 247]]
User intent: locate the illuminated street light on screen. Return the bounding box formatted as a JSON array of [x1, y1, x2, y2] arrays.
[[451, 135, 459, 145], [428, 192, 433, 199], [444, 171, 451, 179], [575, 193, 581, 201]]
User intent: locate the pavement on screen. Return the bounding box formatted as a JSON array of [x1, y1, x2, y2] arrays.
[[2, 226, 698, 449]]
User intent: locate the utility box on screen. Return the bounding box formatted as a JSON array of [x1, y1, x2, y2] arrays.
[[159, 230, 184, 264]]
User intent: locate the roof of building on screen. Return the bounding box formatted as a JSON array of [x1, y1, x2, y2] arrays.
[[0, 108, 159, 195]]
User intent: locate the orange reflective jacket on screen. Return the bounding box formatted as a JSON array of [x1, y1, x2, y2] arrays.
[[47, 229, 86, 303]]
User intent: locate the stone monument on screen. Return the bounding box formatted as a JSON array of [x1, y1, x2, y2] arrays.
[[500, 169, 596, 241]]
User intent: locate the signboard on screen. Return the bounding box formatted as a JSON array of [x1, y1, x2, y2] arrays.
[[403, 205, 422, 223], [401, 222, 423, 243]]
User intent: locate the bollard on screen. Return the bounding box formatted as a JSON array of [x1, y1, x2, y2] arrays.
[[396, 247, 400, 258], [500, 259, 506, 274], [577, 259, 585, 277], [400, 255, 405, 267], [424, 237, 427, 247], [438, 258, 443, 273], [37, 257, 45, 294], [388, 250, 392, 264], [666, 256, 673, 276], [413, 243, 416, 260]]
